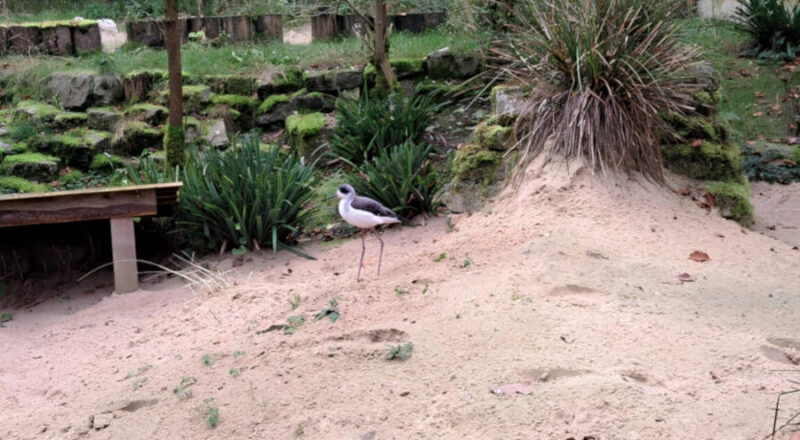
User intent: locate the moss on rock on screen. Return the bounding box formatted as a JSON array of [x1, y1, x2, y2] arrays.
[[708, 178, 754, 225], [663, 112, 718, 142], [206, 74, 256, 95], [286, 112, 326, 158], [474, 121, 511, 151], [663, 141, 742, 182], [53, 112, 88, 129], [286, 112, 325, 138], [159, 85, 212, 113], [14, 101, 62, 124], [1, 152, 60, 180], [0, 176, 48, 193], [258, 94, 290, 114], [210, 94, 257, 112], [453, 143, 502, 184]]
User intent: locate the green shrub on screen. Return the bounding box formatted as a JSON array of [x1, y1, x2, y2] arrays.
[[735, 0, 800, 55], [329, 85, 444, 166], [493, 0, 702, 181], [350, 140, 441, 218], [8, 121, 40, 143], [178, 133, 315, 255]]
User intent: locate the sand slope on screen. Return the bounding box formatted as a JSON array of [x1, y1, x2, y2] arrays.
[[2, 160, 799, 440]]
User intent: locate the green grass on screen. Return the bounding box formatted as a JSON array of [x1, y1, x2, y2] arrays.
[[681, 18, 800, 141], [1, 29, 479, 96]]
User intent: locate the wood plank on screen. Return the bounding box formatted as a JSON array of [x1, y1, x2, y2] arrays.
[[0, 182, 182, 202], [0, 188, 157, 227], [110, 217, 139, 293]]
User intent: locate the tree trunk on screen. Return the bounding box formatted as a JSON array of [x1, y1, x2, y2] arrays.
[[374, 0, 395, 91], [165, 0, 185, 167]]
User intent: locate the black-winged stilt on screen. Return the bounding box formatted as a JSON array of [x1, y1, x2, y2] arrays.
[[336, 184, 400, 279]]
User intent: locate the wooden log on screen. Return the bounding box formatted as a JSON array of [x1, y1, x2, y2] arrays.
[[202, 16, 221, 40], [252, 14, 282, 41], [41, 25, 74, 55], [0, 187, 158, 227], [311, 14, 338, 41], [422, 12, 446, 29], [221, 15, 252, 41], [0, 26, 8, 55], [336, 14, 369, 37], [8, 25, 43, 55], [110, 217, 139, 293], [127, 20, 164, 47], [73, 23, 103, 52]]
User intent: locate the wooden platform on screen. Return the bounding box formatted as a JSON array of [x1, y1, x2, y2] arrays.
[[0, 183, 183, 293]]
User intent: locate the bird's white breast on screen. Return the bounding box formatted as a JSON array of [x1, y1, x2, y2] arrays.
[[339, 199, 399, 229]]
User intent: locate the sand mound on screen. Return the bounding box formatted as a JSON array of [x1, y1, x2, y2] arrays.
[[1, 160, 799, 439]]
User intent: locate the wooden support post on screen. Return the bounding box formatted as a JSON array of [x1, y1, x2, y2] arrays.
[[110, 217, 138, 293]]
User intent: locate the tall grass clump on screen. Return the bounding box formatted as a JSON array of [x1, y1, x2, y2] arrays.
[[734, 0, 800, 55], [492, 0, 704, 182], [178, 133, 315, 255], [329, 85, 444, 166], [351, 140, 442, 218]]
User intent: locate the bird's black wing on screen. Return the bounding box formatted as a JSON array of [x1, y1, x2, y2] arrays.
[[352, 196, 398, 219]]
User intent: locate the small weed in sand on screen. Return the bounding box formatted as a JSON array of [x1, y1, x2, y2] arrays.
[[204, 399, 219, 428], [132, 377, 148, 390], [461, 256, 472, 268], [314, 297, 341, 323], [229, 368, 241, 377], [289, 293, 302, 310], [394, 288, 407, 297], [294, 424, 304, 436], [433, 253, 447, 262], [0, 313, 13, 327], [201, 355, 214, 367], [386, 342, 414, 361], [233, 351, 246, 360], [174, 376, 197, 400], [283, 315, 305, 335]]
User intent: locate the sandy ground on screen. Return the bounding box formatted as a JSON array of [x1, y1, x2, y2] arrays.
[[751, 181, 800, 249], [2, 159, 800, 440], [283, 23, 311, 46]]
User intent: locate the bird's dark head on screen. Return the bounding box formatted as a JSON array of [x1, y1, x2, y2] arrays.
[[336, 184, 355, 200]]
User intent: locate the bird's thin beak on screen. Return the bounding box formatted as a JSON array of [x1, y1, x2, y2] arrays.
[[326, 194, 337, 201]]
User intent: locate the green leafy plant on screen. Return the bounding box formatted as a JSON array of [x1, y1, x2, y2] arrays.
[[229, 368, 241, 377], [201, 355, 214, 367], [173, 376, 197, 400], [204, 399, 219, 428], [314, 297, 341, 323], [492, 0, 703, 182], [8, 121, 40, 142], [433, 253, 446, 262], [178, 132, 316, 256], [0, 313, 13, 327], [329, 85, 444, 166], [386, 342, 414, 360], [735, 0, 800, 56], [283, 315, 305, 335], [233, 350, 246, 359], [350, 140, 442, 218], [288, 293, 301, 310]]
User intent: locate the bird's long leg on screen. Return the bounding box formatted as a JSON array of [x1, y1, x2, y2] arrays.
[[357, 229, 366, 280], [373, 227, 384, 276]]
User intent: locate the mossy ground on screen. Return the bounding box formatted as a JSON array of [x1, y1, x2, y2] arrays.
[[0, 176, 48, 193], [452, 143, 501, 184], [663, 142, 743, 182], [708, 178, 754, 224]]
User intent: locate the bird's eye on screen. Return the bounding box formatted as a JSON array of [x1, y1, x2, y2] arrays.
[[339, 187, 349, 194]]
